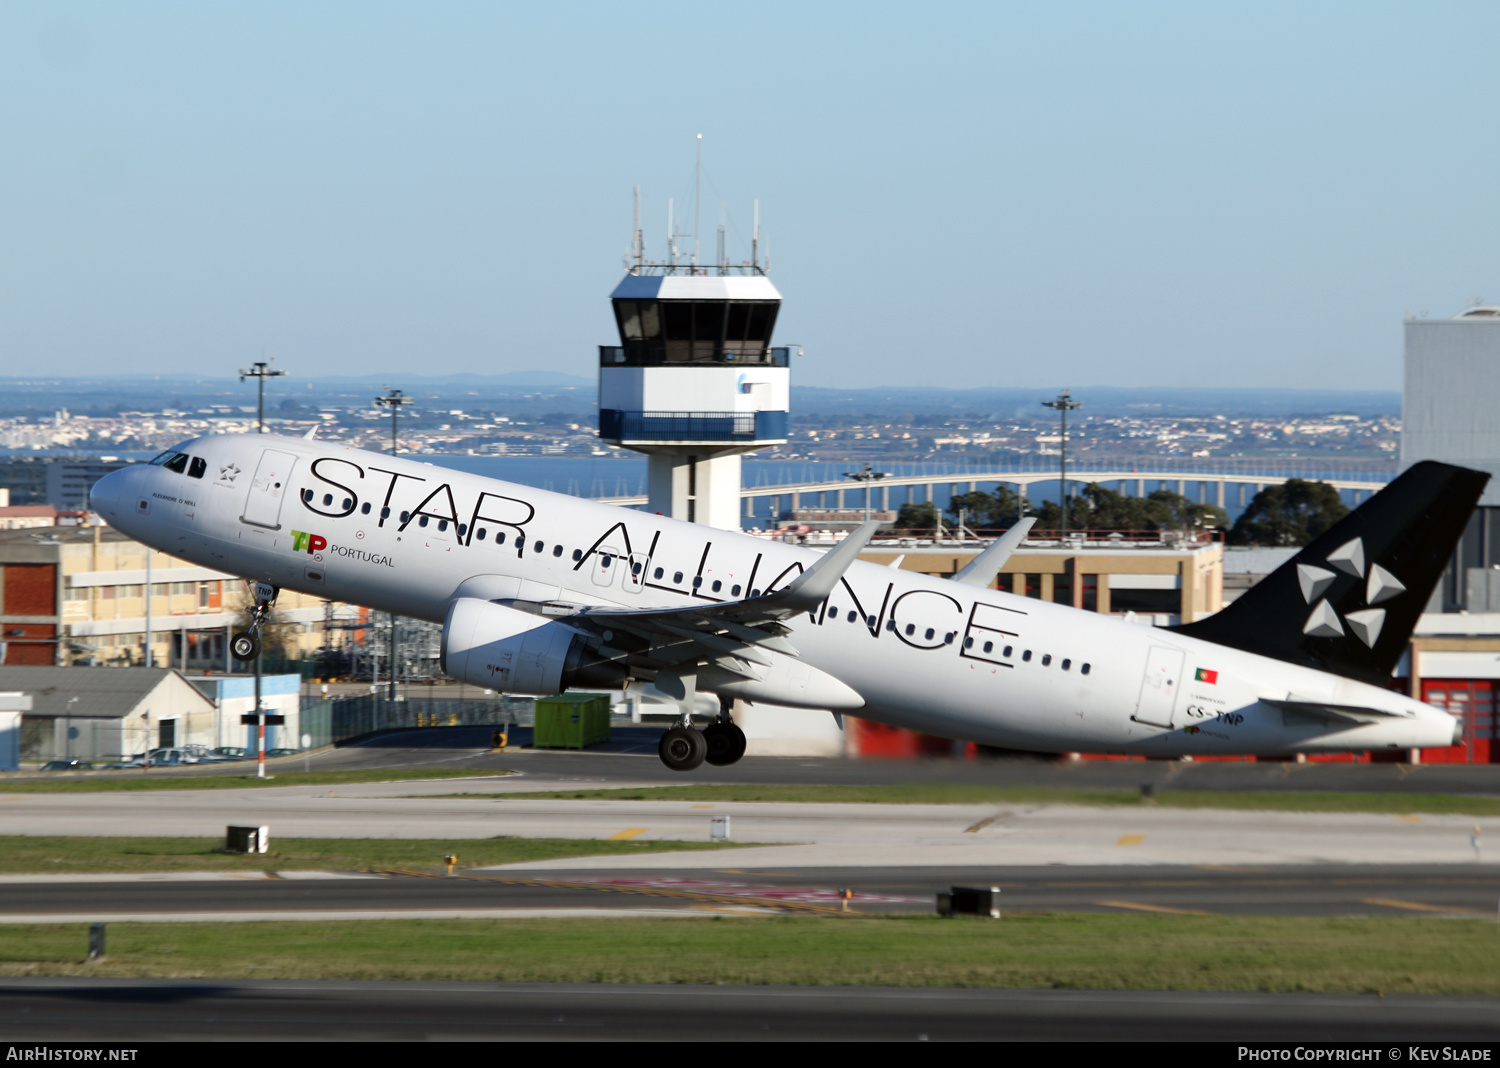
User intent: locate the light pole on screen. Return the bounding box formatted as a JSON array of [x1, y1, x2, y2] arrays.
[[239, 360, 287, 434], [1042, 390, 1082, 538], [65, 696, 77, 760], [240, 360, 286, 778], [375, 388, 413, 702], [375, 387, 412, 456], [842, 464, 889, 524]]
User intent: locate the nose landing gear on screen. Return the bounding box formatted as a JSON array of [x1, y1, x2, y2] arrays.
[[230, 582, 279, 662]]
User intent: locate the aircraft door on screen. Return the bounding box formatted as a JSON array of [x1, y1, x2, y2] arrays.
[[623, 551, 648, 594], [590, 546, 623, 588], [240, 449, 298, 530], [1134, 645, 1185, 728]]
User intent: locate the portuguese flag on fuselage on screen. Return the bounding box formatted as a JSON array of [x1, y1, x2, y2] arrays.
[[1195, 668, 1218, 684]]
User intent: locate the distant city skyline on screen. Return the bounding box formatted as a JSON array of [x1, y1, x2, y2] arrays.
[[3, 2, 1498, 390]]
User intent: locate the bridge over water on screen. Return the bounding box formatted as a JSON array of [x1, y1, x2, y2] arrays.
[[594, 469, 1390, 516]]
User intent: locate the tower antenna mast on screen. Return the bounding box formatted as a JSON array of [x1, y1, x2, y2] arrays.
[[667, 199, 676, 268], [692, 133, 702, 269], [752, 200, 760, 271], [632, 186, 644, 269]]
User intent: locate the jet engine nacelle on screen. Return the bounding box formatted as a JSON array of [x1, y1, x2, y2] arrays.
[[441, 597, 626, 696]]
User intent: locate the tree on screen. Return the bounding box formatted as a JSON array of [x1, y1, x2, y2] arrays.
[[895, 501, 945, 533], [947, 486, 1028, 528], [1030, 484, 1227, 533], [1228, 479, 1348, 546], [1142, 489, 1228, 532]]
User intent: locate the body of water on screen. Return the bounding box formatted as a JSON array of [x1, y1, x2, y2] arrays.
[[10, 448, 1393, 528], [430, 456, 1394, 527]]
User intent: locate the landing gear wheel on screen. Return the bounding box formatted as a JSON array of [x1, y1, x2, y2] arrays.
[[230, 631, 261, 662], [703, 722, 747, 766], [659, 726, 707, 772]]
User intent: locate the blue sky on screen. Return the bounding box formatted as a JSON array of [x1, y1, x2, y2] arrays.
[[2, 2, 1498, 390]]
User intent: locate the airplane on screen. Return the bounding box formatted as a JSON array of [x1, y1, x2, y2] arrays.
[[88, 434, 1483, 771]]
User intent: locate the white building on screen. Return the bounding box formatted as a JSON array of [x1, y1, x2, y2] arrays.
[[1403, 305, 1500, 611]]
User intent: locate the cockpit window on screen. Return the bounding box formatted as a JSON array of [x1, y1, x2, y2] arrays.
[[187, 457, 207, 479], [163, 454, 190, 474], [149, 451, 179, 466]]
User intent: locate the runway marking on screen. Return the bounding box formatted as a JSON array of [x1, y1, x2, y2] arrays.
[[691, 805, 715, 809], [1361, 897, 1485, 915], [367, 869, 848, 915], [607, 828, 648, 840], [964, 817, 996, 834], [1096, 900, 1211, 916], [1116, 834, 1146, 846], [1395, 815, 1422, 823]]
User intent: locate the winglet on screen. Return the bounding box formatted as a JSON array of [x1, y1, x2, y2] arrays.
[[767, 521, 883, 614], [951, 519, 1036, 588], [303, 425, 319, 440]]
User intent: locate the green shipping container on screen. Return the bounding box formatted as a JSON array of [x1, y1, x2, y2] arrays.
[[533, 693, 612, 749]]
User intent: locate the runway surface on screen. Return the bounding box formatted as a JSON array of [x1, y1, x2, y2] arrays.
[[6, 776, 1497, 868], [2, 978, 1497, 1041], [5, 733, 1500, 1040], [0, 864, 1495, 920], [10, 724, 1500, 795]]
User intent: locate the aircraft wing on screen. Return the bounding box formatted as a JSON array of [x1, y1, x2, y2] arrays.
[[951, 519, 1036, 588], [509, 521, 885, 681]]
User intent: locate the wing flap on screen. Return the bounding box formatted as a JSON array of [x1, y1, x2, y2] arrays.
[[488, 523, 881, 686]]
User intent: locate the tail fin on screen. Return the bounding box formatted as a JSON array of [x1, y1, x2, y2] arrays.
[[1169, 461, 1489, 686]]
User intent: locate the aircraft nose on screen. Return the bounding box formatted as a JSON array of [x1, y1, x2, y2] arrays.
[[89, 468, 128, 520]]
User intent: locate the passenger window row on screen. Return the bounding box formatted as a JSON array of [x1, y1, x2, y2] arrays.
[[958, 636, 1091, 674]]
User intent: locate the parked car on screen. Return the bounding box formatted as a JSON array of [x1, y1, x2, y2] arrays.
[[146, 748, 199, 766], [210, 747, 249, 760], [263, 748, 301, 758], [39, 760, 94, 771]]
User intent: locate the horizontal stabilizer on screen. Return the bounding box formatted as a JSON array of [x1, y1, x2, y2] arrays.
[[1263, 699, 1407, 728]]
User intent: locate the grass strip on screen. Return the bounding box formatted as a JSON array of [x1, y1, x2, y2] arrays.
[[0, 836, 736, 875], [0, 768, 505, 793], [474, 783, 1500, 815], [1, 914, 1496, 993]]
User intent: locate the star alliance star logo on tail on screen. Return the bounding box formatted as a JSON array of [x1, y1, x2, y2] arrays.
[[1298, 536, 1405, 649]]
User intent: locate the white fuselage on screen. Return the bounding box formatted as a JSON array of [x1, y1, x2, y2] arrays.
[[90, 434, 1458, 756]]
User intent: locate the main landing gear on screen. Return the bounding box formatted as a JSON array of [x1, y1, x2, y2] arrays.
[[230, 582, 279, 662], [658, 694, 746, 772]]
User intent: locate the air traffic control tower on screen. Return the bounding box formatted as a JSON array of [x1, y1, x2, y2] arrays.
[[597, 224, 791, 530]]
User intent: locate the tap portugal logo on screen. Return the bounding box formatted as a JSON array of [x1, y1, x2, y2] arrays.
[[290, 530, 327, 555]]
